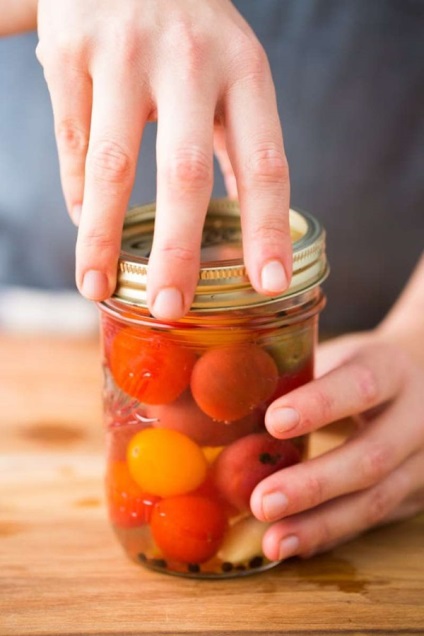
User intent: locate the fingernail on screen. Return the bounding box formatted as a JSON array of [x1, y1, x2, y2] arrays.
[[261, 260, 288, 293], [152, 287, 184, 320], [278, 534, 299, 560], [262, 491, 288, 521], [81, 270, 110, 300], [270, 407, 300, 434], [71, 204, 82, 226]]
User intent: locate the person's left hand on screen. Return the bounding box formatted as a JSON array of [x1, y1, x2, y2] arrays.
[[250, 331, 424, 561]]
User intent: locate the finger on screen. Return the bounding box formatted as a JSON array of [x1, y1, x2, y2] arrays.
[[251, 380, 423, 523], [42, 58, 92, 225], [213, 124, 238, 199], [260, 450, 424, 562], [76, 64, 150, 301], [147, 75, 216, 320], [224, 48, 291, 296], [265, 342, 405, 438]]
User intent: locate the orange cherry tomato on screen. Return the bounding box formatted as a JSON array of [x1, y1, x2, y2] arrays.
[[150, 495, 228, 563], [106, 461, 160, 528], [191, 344, 279, 421], [127, 428, 208, 497], [110, 328, 196, 405]]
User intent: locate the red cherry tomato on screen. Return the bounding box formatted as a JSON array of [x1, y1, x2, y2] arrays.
[[191, 344, 279, 421], [110, 328, 196, 405], [147, 389, 262, 447], [106, 461, 160, 528], [150, 495, 228, 564], [211, 432, 301, 511]]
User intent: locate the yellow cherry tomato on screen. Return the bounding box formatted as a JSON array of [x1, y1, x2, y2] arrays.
[[127, 428, 207, 497]]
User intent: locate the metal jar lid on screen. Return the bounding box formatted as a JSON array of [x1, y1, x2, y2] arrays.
[[114, 199, 328, 311]]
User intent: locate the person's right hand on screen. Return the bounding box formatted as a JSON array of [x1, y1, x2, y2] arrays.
[[36, 0, 292, 320]]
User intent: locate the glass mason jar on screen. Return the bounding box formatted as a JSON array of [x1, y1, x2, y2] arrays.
[[99, 199, 328, 578]]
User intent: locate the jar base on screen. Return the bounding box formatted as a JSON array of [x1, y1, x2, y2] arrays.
[[135, 552, 282, 579]]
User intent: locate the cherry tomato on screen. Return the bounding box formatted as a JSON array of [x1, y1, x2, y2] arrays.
[[192, 474, 239, 519], [269, 355, 314, 403], [110, 328, 196, 405], [147, 389, 262, 446], [150, 495, 228, 563], [127, 428, 208, 497], [191, 344, 279, 421], [106, 461, 160, 528], [211, 432, 301, 511]]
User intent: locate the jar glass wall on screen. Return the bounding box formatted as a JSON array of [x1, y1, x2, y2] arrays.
[[99, 200, 328, 578]]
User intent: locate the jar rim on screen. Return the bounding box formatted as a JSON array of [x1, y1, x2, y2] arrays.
[[110, 199, 329, 312]]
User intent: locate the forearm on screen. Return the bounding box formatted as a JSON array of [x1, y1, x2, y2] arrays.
[[0, 0, 37, 35], [377, 253, 424, 367]]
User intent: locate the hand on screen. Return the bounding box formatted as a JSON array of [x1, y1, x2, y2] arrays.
[[250, 331, 424, 561], [36, 0, 291, 319]]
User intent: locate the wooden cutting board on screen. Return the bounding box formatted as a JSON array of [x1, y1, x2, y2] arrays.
[[0, 334, 423, 636]]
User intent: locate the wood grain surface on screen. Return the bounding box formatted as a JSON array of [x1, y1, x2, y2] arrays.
[[0, 334, 423, 636]]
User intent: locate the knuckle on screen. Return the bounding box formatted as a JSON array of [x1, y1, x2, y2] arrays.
[[365, 486, 393, 526], [88, 141, 133, 186], [165, 20, 208, 73], [56, 120, 88, 155], [245, 144, 289, 186], [164, 148, 213, 191], [244, 44, 268, 78], [360, 444, 392, 486], [79, 227, 117, 253], [301, 517, 333, 558], [310, 386, 335, 423], [250, 219, 290, 246], [157, 243, 198, 265], [350, 361, 379, 406], [305, 473, 326, 509], [53, 33, 87, 67], [107, 26, 141, 67], [316, 516, 333, 549], [230, 36, 268, 83], [36, 28, 87, 70]]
